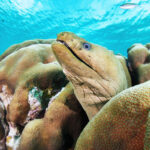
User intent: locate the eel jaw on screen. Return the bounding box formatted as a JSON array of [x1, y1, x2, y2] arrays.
[[56, 40, 93, 70]]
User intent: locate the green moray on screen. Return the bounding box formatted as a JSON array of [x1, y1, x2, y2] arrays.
[[52, 32, 131, 120]]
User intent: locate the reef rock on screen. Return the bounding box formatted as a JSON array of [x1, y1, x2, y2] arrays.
[[0, 101, 8, 150], [17, 83, 88, 150], [0, 39, 69, 149], [127, 43, 150, 84]]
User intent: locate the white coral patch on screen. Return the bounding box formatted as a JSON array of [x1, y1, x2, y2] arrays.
[[6, 122, 20, 150], [0, 84, 13, 110], [25, 87, 43, 123], [0, 101, 8, 150]]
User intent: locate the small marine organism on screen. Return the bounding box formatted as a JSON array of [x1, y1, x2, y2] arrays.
[[120, 3, 138, 9]]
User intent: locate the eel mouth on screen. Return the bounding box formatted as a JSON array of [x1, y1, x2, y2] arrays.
[[57, 40, 92, 69]]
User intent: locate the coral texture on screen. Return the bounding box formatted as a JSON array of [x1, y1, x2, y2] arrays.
[[0, 101, 8, 150], [17, 83, 88, 150], [75, 81, 150, 150], [0, 39, 67, 125], [0, 39, 69, 149], [127, 43, 150, 84]]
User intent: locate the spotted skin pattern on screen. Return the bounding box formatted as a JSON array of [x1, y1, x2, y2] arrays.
[[75, 81, 150, 150]]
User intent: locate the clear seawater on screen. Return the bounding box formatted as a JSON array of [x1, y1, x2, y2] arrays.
[[0, 0, 150, 56]]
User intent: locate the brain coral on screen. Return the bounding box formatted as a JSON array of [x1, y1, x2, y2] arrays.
[[0, 39, 71, 149], [127, 43, 150, 84], [17, 82, 88, 150], [0, 39, 68, 126], [0, 101, 8, 150], [0, 41, 69, 124], [0, 39, 55, 61], [0, 39, 88, 150]]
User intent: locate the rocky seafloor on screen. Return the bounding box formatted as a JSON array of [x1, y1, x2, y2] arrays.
[[0, 38, 149, 150]]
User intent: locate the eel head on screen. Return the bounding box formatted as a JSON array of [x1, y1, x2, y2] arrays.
[[52, 32, 131, 119]]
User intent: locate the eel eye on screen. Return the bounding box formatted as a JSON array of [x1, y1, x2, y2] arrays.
[[83, 43, 91, 50]]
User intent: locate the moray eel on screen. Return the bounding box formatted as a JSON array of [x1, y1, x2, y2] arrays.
[[52, 32, 131, 120]]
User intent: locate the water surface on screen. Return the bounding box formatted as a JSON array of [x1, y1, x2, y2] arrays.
[[0, 0, 150, 56]]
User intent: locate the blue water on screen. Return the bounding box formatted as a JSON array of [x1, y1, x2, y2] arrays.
[[0, 0, 150, 56]]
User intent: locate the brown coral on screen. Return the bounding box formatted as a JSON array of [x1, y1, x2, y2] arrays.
[[0, 39, 88, 150], [17, 83, 88, 150], [0, 101, 8, 150], [0, 39, 69, 125], [0, 39, 70, 150], [0, 39, 55, 61], [127, 43, 150, 84], [74, 81, 150, 150], [0, 102, 5, 140]]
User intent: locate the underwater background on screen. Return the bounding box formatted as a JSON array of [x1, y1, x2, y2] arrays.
[[0, 0, 150, 56]]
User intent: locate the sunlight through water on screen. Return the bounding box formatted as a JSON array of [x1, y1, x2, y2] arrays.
[[0, 0, 150, 56]]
